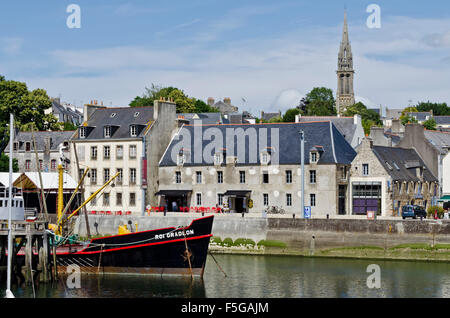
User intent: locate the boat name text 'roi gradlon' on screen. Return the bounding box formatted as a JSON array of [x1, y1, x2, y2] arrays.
[[154, 229, 194, 240]]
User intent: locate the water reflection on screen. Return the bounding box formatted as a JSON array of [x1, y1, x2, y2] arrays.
[[2, 255, 450, 298]]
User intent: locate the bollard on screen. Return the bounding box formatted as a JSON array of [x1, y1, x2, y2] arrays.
[[202, 212, 204, 216], [326, 214, 329, 220], [242, 212, 244, 218], [293, 214, 295, 219], [164, 211, 166, 216]]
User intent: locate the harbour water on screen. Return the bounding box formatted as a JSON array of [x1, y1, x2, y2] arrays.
[[2, 254, 450, 298]]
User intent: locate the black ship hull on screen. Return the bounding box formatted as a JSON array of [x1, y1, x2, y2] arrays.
[[55, 215, 214, 277]]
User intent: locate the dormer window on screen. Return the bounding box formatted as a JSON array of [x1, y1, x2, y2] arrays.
[[310, 152, 318, 163], [130, 125, 137, 137], [25, 142, 31, 152], [214, 153, 223, 165], [260, 152, 270, 165], [13, 142, 18, 151], [104, 126, 112, 138], [80, 127, 86, 139], [177, 152, 185, 166]]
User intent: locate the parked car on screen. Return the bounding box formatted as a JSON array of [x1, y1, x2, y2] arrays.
[[402, 205, 427, 219]]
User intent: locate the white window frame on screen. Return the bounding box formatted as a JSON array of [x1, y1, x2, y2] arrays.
[[130, 125, 137, 137], [286, 193, 292, 206], [196, 193, 202, 206], [129, 145, 137, 159], [263, 193, 269, 206]]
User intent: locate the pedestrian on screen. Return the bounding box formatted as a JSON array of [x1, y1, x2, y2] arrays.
[[172, 200, 178, 212]]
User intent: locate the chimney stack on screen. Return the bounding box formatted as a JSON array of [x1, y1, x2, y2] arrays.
[[207, 97, 215, 106], [224, 97, 231, 105]]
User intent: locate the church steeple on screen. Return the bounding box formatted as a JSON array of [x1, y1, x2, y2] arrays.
[[336, 10, 355, 115]]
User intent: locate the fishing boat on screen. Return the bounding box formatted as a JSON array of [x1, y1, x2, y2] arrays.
[[54, 215, 214, 277], [10, 136, 214, 278]]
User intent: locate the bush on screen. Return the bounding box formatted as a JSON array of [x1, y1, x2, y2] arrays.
[[211, 236, 222, 245], [222, 237, 234, 247], [233, 238, 256, 247], [427, 206, 444, 218]]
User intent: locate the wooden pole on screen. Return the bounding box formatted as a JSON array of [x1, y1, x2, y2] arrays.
[[72, 142, 91, 238], [31, 128, 49, 221]]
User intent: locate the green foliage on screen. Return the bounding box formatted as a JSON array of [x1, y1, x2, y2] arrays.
[[0, 75, 58, 151], [423, 118, 437, 130], [427, 205, 444, 218], [342, 102, 382, 135], [233, 238, 256, 247], [268, 115, 283, 123], [282, 108, 301, 122], [130, 84, 219, 113], [256, 240, 287, 248], [222, 237, 234, 247], [299, 87, 337, 116], [401, 114, 418, 126], [211, 236, 222, 245], [416, 101, 450, 116], [0, 153, 18, 172], [63, 121, 78, 131]]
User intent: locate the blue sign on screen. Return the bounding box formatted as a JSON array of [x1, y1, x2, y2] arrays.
[[304, 206, 311, 219]]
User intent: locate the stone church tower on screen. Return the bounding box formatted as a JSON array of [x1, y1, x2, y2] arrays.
[[336, 11, 355, 115]]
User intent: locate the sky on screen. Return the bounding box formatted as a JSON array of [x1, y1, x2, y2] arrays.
[[1, 0, 450, 115]]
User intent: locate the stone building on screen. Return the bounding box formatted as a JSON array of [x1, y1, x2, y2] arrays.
[[350, 138, 438, 217], [158, 121, 356, 216], [397, 123, 450, 199], [336, 11, 355, 115], [70, 99, 177, 215], [5, 130, 75, 173]]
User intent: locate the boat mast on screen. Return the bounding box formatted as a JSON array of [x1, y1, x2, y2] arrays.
[[57, 145, 65, 235], [6, 113, 14, 298]]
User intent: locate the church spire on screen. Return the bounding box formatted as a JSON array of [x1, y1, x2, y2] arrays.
[[336, 10, 355, 115]]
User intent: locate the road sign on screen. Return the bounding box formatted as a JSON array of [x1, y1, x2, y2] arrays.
[[304, 206, 311, 219]]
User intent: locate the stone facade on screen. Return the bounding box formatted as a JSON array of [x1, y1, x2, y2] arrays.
[[158, 163, 349, 216], [350, 138, 439, 217]]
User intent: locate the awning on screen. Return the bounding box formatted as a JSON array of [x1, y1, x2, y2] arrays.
[[438, 195, 450, 202], [155, 190, 192, 196], [224, 190, 251, 197]]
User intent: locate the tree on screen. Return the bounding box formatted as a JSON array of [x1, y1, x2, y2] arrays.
[[282, 108, 301, 122], [0, 75, 58, 153], [343, 102, 382, 135], [416, 101, 450, 116], [423, 118, 437, 130], [0, 154, 18, 172], [298, 87, 336, 116], [401, 115, 418, 126], [130, 84, 219, 113]]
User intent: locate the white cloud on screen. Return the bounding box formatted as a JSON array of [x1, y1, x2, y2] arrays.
[[2, 37, 24, 55], [272, 89, 304, 112], [22, 14, 450, 114]]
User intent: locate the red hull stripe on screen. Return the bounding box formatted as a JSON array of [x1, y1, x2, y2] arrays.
[[88, 215, 214, 243], [57, 234, 213, 256]]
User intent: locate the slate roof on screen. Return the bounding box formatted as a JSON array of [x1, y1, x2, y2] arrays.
[[296, 116, 357, 146], [5, 131, 76, 152], [179, 113, 222, 125], [261, 112, 281, 122], [159, 121, 356, 167], [405, 112, 432, 122], [52, 100, 83, 124], [78, 106, 154, 140], [372, 146, 438, 182], [424, 130, 450, 154], [385, 109, 403, 119], [434, 116, 450, 125]]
